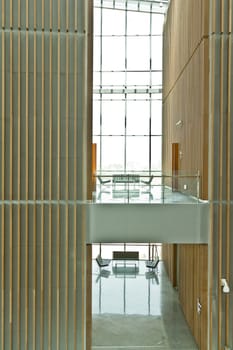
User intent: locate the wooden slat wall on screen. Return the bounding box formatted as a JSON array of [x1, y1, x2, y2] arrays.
[[0, 1, 93, 349], [209, 1, 233, 349], [162, 244, 177, 287], [178, 244, 208, 350], [163, 1, 210, 349], [163, 0, 209, 199], [164, 1, 233, 348], [163, 0, 209, 99]]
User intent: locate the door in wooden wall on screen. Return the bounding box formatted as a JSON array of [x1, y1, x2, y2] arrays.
[[172, 143, 179, 191], [178, 244, 208, 350]]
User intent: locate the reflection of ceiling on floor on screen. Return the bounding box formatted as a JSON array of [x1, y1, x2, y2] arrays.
[[92, 262, 198, 350], [95, 185, 199, 204]]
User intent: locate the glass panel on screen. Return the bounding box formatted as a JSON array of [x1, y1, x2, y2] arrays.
[[115, 0, 126, 10], [127, 71, 150, 86], [92, 244, 100, 258], [93, 36, 100, 71], [102, 37, 125, 71], [151, 36, 163, 70], [125, 244, 148, 259], [151, 136, 162, 170], [102, 101, 125, 135], [152, 93, 162, 100], [93, 99, 101, 135], [151, 14, 164, 34], [102, 136, 125, 171], [127, 37, 150, 71], [151, 100, 162, 135], [102, 94, 125, 101], [102, 8, 125, 35], [127, 94, 149, 100], [94, 8, 101, 35], [101, 244, 124, 259], [93, 71, 100, 87], [127, 12, 150, 35], [126, 1, 138, 12], [102, 72, 125, 86], [126, 136, 149, 171], [126, 101, 149, 135], [151, 71, 162, 86]]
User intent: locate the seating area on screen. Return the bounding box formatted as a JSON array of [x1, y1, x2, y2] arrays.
[[95, 250, 160, 275]]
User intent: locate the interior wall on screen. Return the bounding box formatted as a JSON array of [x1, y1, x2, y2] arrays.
[[0, 1, 93, 349], [162, 1, 210, 349], [163, 0, 209, 199]]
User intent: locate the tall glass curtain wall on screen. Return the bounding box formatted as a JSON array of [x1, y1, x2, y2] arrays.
[[93, 1, 164, 173]]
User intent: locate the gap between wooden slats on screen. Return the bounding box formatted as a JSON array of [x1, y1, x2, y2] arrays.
[[56, 31, 61, 349], [65, 33, 69, 350], [33, 30, 37, 350], [25, 30, 29, 350], [73, 35, 77, 350], [40, 29, 45, 350], [17, 31, 21, 350], [1, 29, 5, 350], [9, 30, 13, 350], [48, 32, 53, 349]]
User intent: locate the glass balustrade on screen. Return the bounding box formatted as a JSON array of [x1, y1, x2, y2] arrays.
[[92, 172, 202, 204]]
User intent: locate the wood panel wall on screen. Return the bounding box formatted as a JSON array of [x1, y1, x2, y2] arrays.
[[163, 0, 209, 98], [0, 1, 93, 349], [163, 1, 209, 349], [178, 245, 208, 350], [162, 244, 177, 287], [163, 0, 209, 199], [208, 1, 233, 349], [164, 0, 233, 349]]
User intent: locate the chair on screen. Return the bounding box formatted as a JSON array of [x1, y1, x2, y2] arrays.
[[146, 257, 159, 269], [97, 176, 111, 185], [141, 175, 154, 199], [96, 254, 111, 267], [141, 175, 154, 185], [97, 176, 111, 200], [146, 244, 159, 269]]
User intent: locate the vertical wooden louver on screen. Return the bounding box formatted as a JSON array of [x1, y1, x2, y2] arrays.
[[209, 1, 233, 349], [163, 0, 233, 349], [0, 0, 93, 349]]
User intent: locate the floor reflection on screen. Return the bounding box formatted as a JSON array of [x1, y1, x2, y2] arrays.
[[92, 260, 198, 350], [94, 185, 199, 204]]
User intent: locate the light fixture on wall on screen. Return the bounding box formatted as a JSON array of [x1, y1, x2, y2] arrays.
[[221, 278, 230, 293], [176, 120, 183, 128]]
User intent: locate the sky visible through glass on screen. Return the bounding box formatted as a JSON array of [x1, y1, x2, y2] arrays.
[[93, 1, 165, 174]]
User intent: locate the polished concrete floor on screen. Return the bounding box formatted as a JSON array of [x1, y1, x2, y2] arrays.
[[94, 184, 200, 204], [92, 260, 198, 350]]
